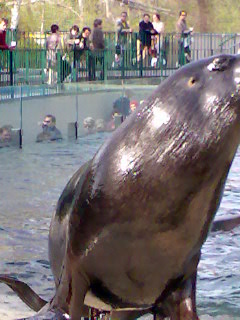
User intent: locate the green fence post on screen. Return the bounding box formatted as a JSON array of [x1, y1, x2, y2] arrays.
[[103, 50, 107, 81], [121, 49, 125, 79], [25, 49, 29, 84], [57, 51, 61, 84], [234, 33, 237, 54], [179, 34, 185, 67], [12, 49, 18, 86], [41, 49, 46, 84], [9, 51, 13, 86]]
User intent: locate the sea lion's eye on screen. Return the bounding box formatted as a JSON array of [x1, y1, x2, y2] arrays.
[[188, 77, 196, 87]]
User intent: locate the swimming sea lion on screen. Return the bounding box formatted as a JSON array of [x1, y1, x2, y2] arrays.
[[2, 54, 240, 320]]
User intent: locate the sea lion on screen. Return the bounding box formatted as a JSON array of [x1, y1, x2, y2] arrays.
[[1, 54, 240, 320]]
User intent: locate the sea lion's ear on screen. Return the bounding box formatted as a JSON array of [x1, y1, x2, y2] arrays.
[[207, 56, 231, 71]]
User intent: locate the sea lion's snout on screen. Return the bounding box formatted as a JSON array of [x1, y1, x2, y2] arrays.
[[206, 55, 240, 100]]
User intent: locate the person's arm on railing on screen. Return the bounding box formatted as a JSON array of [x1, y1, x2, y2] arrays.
[[116, 20, 132, 34]]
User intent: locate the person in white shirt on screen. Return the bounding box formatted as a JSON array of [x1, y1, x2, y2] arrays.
[[152, 13, 165, 55]]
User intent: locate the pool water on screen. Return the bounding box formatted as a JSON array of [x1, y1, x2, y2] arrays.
[[0, 133, 240, 319]]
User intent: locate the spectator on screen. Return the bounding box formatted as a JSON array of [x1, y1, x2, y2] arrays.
[[151, 48, 158, 67], [138, 14, 156, 62], [152, 13, 164, 55], [91, 19, 104, 50], [130, 100, 139, 113], [115, 12, 132, 65], [0, 125, 13, 147], [65, 25, 80, 68], [76, 27, 91, 56], [83, 117, 96, 134], [36, 114, 62, 142], [46, 24, 62, 85], [112, 90, 132, 120], [95, 119, 106, 132], [107, 91, 132, 131], [65, 25, 80, 52], [0, 18, 15, 50], [176, 10, 193, 65], [90, 19, 105, 80], [74, 27, 91, 79], [63, 25, 80, 81]]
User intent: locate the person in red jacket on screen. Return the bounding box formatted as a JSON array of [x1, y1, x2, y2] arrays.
[[0, 18, 15, 50], [0, 18, 10, 50]]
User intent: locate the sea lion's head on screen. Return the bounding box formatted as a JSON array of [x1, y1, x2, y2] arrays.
[[138, 54, 240, 154], [108, 54, 240, 181], [153, 54, 240, 121]]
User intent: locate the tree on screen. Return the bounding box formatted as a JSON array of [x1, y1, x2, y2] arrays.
[[197, 0, 209, 32]]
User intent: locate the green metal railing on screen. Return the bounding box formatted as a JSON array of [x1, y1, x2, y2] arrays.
[[1, 32, 240, 87]]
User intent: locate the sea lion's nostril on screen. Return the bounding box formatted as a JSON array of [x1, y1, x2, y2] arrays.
[[213, 57, 230, 70], [208, 56, 231, 71]]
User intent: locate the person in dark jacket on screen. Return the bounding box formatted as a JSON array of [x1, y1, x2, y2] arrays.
[[75, 27, 92, 58], [91, 19, 104, 50], [138, 14, 156, 61], [71, 26, 91, 80], [90, 19, 105, 80]]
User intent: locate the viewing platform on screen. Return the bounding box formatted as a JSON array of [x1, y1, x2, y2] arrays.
[[1, 31, 239, 87]]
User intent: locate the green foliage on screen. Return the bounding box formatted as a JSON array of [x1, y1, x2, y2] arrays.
[[0, 2, 11, 20], [1, 0, 240, 33]]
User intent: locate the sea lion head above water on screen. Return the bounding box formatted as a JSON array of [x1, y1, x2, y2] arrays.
[[2, 54, 240, 320]]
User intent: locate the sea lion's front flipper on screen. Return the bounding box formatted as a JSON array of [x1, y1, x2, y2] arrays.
[[157, 271, 199, 320], [0, 275, 47, 312]]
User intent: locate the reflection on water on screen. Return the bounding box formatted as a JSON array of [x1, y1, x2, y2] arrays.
[[0, 133, 240, 319]]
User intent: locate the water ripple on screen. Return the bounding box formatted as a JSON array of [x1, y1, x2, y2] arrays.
[[0, 135, 240, 318]]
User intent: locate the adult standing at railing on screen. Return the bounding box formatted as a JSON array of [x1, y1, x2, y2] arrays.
[[152, 13, 165, 56], [115, 11, 132, 66], [73, 27, 91, 80], [0, 18, 10, 50], [64, 25, 81, 81], [0, 18, 16, 86], [46, 24, 62, 85], [138, 13, 156, 63], [0, 18, 16, 51], [90, 19, 105, 80], [176, 10, 193, 66], [65, 25, 80, 52]]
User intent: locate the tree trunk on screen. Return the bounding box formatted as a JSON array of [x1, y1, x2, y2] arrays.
[[10, 0, 22, 29], [40, 3, 45, 33], [197, 0, 208, 32], [105, 0, 110, 18], [78, 0, 84, 19]]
